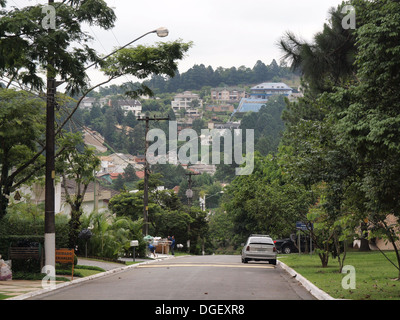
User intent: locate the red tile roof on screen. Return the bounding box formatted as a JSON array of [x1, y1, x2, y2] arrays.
[[135, 171, 145, 179]]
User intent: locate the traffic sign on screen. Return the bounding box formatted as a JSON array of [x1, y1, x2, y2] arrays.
[[186, 189, 193, 198], [296, 221, 308, 231]]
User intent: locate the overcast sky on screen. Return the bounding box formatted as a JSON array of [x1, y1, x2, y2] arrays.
[[8, 0, 345, 86], [99, 0, 344, 70]]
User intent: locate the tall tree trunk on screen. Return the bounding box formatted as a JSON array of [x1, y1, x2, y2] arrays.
[[359, 221, 370, 251], [0, 192, 9, 219], [0, 148, 11, 219], [319, 252, 329, 268], [385, 221, 400, 280], [68, 206, 83, 249], [63, 177, 88, 249]]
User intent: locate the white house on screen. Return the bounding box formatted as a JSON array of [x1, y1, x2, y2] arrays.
[[80, 97, 97, 109], [249, 82, 293, 99], [171, 91, 203, 116], [99, 153, 143, 174], [11, 178, 118, 216], [116, 100, 142, 116]]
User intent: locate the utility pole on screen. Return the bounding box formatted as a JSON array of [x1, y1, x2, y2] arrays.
[[44, 0, 56, 273], [185, 171, 200, 252], [185, 171, 200, 207], [137, 115, 169, 236]]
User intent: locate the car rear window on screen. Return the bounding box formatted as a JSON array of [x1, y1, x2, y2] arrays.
[[249, 237, 273, 245]]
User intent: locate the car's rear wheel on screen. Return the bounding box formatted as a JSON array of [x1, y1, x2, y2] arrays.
[[242, 258, 248, 263], [283, 246, 292, 254]]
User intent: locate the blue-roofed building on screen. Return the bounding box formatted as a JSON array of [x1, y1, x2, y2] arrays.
[[233, 82, 293, 116], [235, 98, 267, 114]]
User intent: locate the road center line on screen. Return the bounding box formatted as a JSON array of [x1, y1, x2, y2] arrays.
[[137, 263, 274, 269]]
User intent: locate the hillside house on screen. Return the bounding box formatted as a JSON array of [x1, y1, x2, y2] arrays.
[[234, 82, 293, 114], [171, 91, 203, 117], [249, 82, 293, 99], [11, 178, 118, 215], [206, 105, 235, 113], [116, 99, 142, 116], [99, 153, 143, 174], [210, 87, 246, 102]]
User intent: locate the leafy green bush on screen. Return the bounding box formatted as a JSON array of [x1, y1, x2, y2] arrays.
[[80, 211, 146, 259], [0, 203, 70, 274]]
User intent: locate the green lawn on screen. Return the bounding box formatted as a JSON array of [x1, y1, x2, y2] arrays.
[[278, 250, 400, 300]]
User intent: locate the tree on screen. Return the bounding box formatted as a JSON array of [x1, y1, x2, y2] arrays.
[[112, 174, 125, 191], [124, 111, 138, 128], [123, 164, 138, 183], [0, 0, 116, 94], [278, 3, 358, 93], [275, 1, 374, 268], [337, 0, 400, 278], [152, 189, 182, 212], [222, 153, 311, 244], [56, 132, 100, 248], [108, 191, 146, 221], [187, 206, 208, 255], [239, 95, 286, 155], [207, 208, 235, 253], [150, 164, 186, 189], [0, 89, 45, 218], [252, 60, 270, 83], [152, 210, 190, 247], [0, 1, 191, 217], [81, 211, 145, 259], [277, 0, 400, 274]]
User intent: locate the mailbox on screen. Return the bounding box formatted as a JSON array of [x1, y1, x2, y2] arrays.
[[130, 240, 139, 262], [130, 240, 139, 247]]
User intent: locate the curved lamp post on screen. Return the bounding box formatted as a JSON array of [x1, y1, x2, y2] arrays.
[[44, 27, 169, 271], [84, 27, 169, 71]]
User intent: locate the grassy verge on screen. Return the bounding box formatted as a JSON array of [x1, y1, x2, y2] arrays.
[[0, 265, 107, 300], [11, 265, 106, 280], [278, 250, 400, 300]]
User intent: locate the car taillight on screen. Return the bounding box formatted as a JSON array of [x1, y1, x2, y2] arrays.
[[273, 246, 276, 252], [274, 240, 276, 243], [246, 245, 250, 251]]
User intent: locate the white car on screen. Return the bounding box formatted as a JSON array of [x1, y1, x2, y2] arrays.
[[241, 234, 277, 265]]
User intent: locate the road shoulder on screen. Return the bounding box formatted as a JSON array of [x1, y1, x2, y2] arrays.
[[278, 260, 335, 300]]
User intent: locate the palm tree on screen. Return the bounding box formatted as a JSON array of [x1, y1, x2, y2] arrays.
[[82, 211, 144, 259]]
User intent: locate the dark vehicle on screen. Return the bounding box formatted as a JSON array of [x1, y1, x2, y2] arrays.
[[274, 234, 310, 254]]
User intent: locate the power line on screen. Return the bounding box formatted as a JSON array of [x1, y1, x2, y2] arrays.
[[57, 104, 140, 168]]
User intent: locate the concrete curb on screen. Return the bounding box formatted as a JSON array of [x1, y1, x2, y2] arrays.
[[278, 260, 335, 300], [6, 256, 177, 300]]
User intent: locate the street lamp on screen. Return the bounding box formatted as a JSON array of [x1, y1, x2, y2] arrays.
[[200, 191, 224, 211], [83, 27, 169, 71], [44, 27, 169, 271], [155, 27, 169, 37]]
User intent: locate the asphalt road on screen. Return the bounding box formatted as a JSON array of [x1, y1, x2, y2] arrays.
[[30, 255, 315, 300]]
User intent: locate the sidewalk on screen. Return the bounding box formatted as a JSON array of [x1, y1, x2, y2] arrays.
[[1, 254, 174, 300]]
